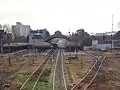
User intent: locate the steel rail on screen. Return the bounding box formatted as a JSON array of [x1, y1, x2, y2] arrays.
[[71, 56, 102, 90], [32, 49, 55, 90], [1, 49, 28, 58], [20, 49, 53, 90], [83, 50, 99, 59], [52, 49, 60, 90], [83, 56, 105, 90], [61, 50, 67, 90], [32, 57, 50, 90]]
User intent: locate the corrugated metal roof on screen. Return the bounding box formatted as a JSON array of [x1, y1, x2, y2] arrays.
[[3, 42, 29, 46], [30, 41, 51, 46]]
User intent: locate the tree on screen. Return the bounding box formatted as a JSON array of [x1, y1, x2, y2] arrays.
[[113, 31, 120, 40], [82, 36, 92, 46], [0, 24, 2, 30], [40, 28, 50, 39], [2, 24, 11, 33], [71, 28, 92, 46], [45, 30, 50, 38]]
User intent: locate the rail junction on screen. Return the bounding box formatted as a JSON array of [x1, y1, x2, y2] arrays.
[[0, 45, 110, 90], [15, 48, 106, 90]]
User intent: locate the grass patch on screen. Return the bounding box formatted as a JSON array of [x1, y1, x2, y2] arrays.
[[66, 66, 73, 83], [23, 81, 52, 90], [23, 72, 52, 90]]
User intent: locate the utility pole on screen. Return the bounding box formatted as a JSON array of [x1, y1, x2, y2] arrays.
[[105, 33, 107, 51], [32, 39, 36, 64], [111, 14, 114, 52], [68, 29, 71, 63], [8, 34, 11, 66], [0, 38, 3, 53], [0, 30, 4, 54], [32, 41, 34, 64], [81, 50, 83, 68]]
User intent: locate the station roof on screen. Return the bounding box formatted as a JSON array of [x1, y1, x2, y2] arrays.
[[3, 42, 29, 47], [29, 41, 52, 47], [3, 42, 52, 47]]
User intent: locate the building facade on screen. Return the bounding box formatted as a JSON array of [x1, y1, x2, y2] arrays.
[[29, 29, 50, 47], [29, 30, 44, 44], [92, 40, 114, 50], [92, 32, 114, 50], [12, 22, 30, 39]]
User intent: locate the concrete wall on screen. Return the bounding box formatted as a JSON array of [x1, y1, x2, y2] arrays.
[[92, 40, 114, 50], [97, 44, 112, 50]]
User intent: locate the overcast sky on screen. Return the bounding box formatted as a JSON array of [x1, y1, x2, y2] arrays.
[[0, 0, 120, 35]]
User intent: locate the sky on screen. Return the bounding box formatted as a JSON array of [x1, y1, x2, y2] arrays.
[[0, 0, 120, 35]]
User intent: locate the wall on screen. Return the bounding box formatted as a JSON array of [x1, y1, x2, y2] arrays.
[[92, 40, 114, 50], [12, 22, 30, 39], [20, 25, 30, 37], [29, 30, 45, 45], [92, 40, 98, 50], [97, 44, 112, 50]]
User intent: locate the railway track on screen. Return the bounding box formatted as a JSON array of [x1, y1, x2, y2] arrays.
[[71, 55, 106, 90], [1, 49, 28, 57], [83, 51, 99, 59], [0, 49, 29, 61], [20, 49, 54, 90], [52, 49, 67, 90]]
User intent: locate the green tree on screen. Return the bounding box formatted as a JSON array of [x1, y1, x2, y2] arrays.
[[71, 28, 92, 46], [113, 31, 120, 40], [40, 28, 50, 39], [45, 30, 50, 38]]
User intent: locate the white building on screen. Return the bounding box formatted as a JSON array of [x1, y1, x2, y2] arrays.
[[92, 32, 116, 51], [92, 40, 114, 51], [12, 22, 30, 38]]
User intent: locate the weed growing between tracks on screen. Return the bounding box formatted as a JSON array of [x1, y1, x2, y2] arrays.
[[22, 68, 52, 90], [23, 80, 52, 90], [65, 55, 93, 86], [66, 66, 73, 83]]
